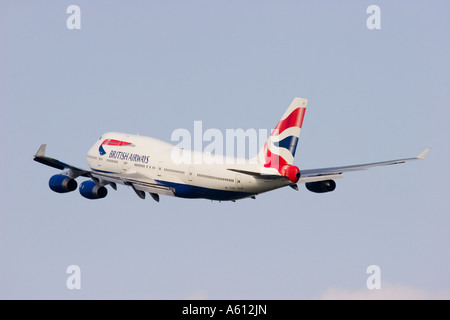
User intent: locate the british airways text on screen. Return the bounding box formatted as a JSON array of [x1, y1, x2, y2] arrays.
[[109, 150, 150, 164]]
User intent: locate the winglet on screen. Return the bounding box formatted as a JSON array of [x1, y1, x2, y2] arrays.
[[417, 148, 431, 160], [35, 144, 47, 158]]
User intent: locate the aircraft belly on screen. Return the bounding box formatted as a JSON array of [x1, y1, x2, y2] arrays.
[[155, 180, 254, 201]]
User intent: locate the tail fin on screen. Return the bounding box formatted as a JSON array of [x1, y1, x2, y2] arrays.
[[257, 97, 307, 170]]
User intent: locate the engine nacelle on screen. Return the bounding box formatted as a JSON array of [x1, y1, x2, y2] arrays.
[[49, 174, 77, 193], [79, 180, 108, 200], [280, 165, 301, 183], [305, 180, 336, 193]]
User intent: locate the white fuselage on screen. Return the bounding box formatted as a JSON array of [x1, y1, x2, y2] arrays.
[[86, 132, 290, 200]]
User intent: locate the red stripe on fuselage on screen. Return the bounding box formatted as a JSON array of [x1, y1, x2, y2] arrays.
[[101, 139, 133, 146]]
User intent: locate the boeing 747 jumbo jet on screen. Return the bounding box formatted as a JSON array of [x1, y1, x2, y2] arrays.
[[34, 98, 429, 202]]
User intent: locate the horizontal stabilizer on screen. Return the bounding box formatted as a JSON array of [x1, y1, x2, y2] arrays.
[[227, 168, 285, 180]]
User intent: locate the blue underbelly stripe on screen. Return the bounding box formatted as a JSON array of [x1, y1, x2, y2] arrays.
[[155, 180, 253, 201], [91, 168, 119, 174]]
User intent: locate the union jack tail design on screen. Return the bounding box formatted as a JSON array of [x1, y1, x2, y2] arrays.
[[259, 98, 307, 171]]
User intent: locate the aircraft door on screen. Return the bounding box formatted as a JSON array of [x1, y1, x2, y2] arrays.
[[235, 174, 243, 189], [157, 161, 163, 177], [188, 166, 194, 182]]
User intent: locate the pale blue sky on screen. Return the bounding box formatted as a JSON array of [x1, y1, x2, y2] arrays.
[[1, 1, 449, 299]]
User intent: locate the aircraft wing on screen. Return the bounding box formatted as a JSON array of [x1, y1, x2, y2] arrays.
[[33, 144, 175, 200], [228, 148, 430, 184], [89, 171, 175, 198], [299, 148, 430, 183], [33, 144, 90, 177]]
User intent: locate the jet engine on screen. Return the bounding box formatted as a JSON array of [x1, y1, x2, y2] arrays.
[[305, 180, 336, 193], [79, 180, 108, 199], [49, 174, 77, 193]]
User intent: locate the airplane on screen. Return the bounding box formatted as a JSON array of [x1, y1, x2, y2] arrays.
[[33, 97, 429, 202]]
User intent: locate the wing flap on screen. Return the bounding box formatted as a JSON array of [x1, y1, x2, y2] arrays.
[[131, 183, 175, 197], [91, 171, 175, 197]]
